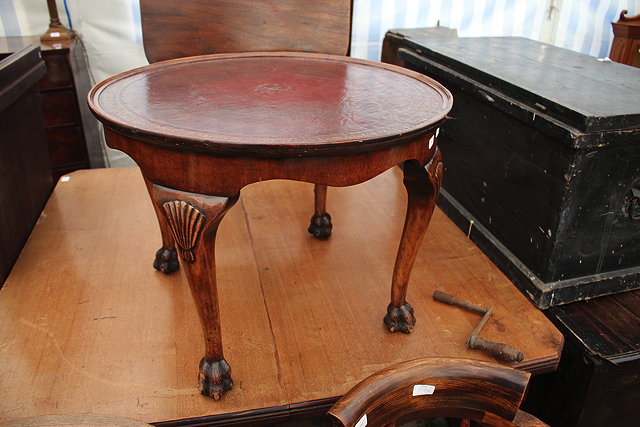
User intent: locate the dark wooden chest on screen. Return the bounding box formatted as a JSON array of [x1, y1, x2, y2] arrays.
[[383, 31, 640, 307]]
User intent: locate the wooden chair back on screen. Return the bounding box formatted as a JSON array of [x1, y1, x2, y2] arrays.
[[140, 0, 353, 63], [328, 358, 547, 427]]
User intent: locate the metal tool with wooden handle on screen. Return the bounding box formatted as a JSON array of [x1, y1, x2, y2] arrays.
[[433, 290, 524, 363]]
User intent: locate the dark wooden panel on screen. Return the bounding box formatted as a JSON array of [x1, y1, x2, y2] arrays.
[[381, 27, 458, 66], [525, 333, 640, 427], [552, 302, 635, 358], [594, 298, 640, 351], [40, 91, 76, 126], [400, 37, 640, 133], [0, 45, 52, 285], [547, 143, 640, 281], [140, 0, 353, 62], [46, 126, 86, 166], [38, 52, 72, 89], [549, 290, 640, 360], [524, 290, 640, 426], [67, 37, 105, 169], [611, 290, 640, 315]]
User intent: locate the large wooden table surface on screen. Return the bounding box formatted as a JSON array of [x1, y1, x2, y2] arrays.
[[0, 167, 562, 425]]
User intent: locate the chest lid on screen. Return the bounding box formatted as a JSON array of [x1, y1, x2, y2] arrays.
[[403, 36, 640, 133]]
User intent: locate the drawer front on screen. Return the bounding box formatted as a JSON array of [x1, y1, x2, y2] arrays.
[[46, 126, 87, 166], [41, 92, 76, 127], [39, 54, 72, 89]]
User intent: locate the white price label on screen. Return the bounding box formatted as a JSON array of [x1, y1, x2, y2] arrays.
[[412, 384, 436, 396], [355, 414, 367, 427]]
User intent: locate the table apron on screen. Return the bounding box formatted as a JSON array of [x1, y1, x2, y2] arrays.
[[104, 127, 438, 196]]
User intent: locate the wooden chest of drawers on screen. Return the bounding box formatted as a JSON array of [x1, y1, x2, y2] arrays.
[[1, 36, 105, 181]]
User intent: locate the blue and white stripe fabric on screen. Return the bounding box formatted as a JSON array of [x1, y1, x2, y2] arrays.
[[1, 1, 637, 81], [351, 0, 639, 60]]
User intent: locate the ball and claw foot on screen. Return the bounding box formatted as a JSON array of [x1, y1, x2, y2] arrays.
[[384, 302, 416, 334], [199, 358, 233, 400], [308, 213, 332, 239], [153, 247, 179, 274]]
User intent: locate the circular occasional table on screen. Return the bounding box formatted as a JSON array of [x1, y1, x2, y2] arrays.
[[88, 52, 452, 399]]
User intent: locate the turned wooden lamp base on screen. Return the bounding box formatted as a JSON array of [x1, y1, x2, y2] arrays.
[[40, 23, 76, 42], [40, 0, 76, 43]]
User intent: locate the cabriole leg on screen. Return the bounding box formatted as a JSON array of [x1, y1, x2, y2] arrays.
[[152, 184, 239, 399], [308, 183, 332, 238], [384, 149, 443, 334], [143, 176, 179, 274]]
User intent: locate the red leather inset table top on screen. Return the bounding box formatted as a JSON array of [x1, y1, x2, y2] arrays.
[[89, 52, 452, 156]]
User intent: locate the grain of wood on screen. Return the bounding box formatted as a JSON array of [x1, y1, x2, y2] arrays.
[[140, 0, 353, 62], [0, 167, 562, 424]]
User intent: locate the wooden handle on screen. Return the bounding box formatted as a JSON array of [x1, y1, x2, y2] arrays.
[[433, 290, 456, 304], [433, 290, 486, 315], [469, 337, 524, 363]]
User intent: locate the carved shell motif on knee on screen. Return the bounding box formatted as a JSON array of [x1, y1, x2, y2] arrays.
[[161, 200, 205, 263]]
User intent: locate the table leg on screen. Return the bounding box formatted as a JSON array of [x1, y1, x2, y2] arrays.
[[384, 149, 443, 334], [143, 177, 179, 274], [308, 184, 332, 238], [151, 184, 239, 399]]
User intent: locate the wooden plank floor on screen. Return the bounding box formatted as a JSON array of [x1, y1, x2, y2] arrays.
[[0, 167, 563, 424]]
